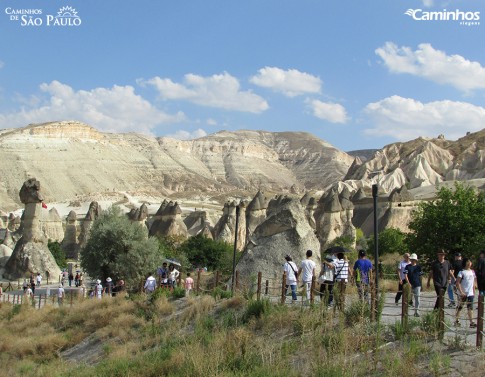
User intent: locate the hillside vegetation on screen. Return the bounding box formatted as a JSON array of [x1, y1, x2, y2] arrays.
[[1, 292, 483, 377]]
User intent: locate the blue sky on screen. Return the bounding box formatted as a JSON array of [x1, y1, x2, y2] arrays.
[[1, 0, 484, 151]]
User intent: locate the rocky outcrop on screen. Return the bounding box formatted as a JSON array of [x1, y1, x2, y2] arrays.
[[0, 122, 354, 211], [7, 213, 21, 232], [213, 201, 247, 250], [77, 201, 101, 251], [127, 203, 149, 234], [149, 201, 188, 239], [236, 196, 320, 281], [314, 188, 356, 251], [344, 129, 485, 192], [4, 178, 61, 280], [41, 207, 64, 242], [300, 193, 317, 229], [184, 211, 213, 237], [62, 211, 78, 259], [246, 191, 268, 239]]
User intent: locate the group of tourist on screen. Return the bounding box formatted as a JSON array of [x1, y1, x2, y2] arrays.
[[395, 249, 485, 326], [283, 248, 373, 307], [144, 263, 194, 297], [282, 247, 485, 325]]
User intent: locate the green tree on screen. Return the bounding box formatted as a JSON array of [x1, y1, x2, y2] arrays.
[[80, 206, 161, 290], [47, 240, 67, 269], [179, 234, 233, 272], [406, 183, 485, 265], [367, 228, 408, 256]]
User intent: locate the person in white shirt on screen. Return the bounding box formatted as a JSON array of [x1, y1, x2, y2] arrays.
[[283, 255, 299, 303], [57, 284, 65, 306], [455, 258, 477, 328], [36, 272, 42, 288], [144, 274, 157, 293], [168, 265, 180, 288], [395, 253, 411, 306], [298, 250, 316, 302], [95, 279, 103, 299]]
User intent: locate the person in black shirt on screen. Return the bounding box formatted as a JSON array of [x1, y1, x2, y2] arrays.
[[427, 249, 452, 310], [447, 252, 464, 308]]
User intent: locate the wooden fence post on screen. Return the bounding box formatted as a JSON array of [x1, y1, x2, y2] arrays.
[[438, 289, 445, 340], [38, 295, 42, 309], [196, 269, 201, 295], [257, 272, 262, 301], [281, 272, 287, 304], [310, 276, 315, 304], [265, 280, 269, 295], [477, 294, 483, 349], [401, 287, 409, 331]]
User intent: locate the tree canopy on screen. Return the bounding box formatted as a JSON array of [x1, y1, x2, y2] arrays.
[[368, 227, 408, 256], [179, 234, 234, 272], [406, 183, 485, 266], [80, 206, 161, 289]]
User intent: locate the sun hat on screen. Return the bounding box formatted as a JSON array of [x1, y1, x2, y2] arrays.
[[409, 253, 418, 261], [96, 279, 101, 284], [106, 277, 112, 282]]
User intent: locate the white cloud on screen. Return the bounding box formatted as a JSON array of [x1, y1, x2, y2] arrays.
[[139, 72, 268, 113], [0, 60, 4, 69], [422, 0, 434, 7], [206, 118, 217, 126], [306, 99, 348, 123], [376, 42, 485, 92], [364, 95, 485, 140], [0, 81, 184, 133], [250, 67, 322, 97], [165, 128, 207, 140]]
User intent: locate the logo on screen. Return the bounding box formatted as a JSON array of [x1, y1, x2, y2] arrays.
[[5, 5, 82, 27], [404, 8, 480, 26]]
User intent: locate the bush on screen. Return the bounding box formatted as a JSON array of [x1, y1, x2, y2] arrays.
[[47, 240, 67, 269], [242, 299, 271, 323]]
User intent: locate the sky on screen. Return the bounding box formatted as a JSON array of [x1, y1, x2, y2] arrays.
[[1, 0, 484, 151]]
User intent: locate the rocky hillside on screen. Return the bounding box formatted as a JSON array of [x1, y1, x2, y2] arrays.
[[344, 130, 485, 192], [0, 121, 354, 210]]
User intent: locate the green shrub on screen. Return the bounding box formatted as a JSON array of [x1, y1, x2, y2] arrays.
[[242, 299, 271, 323]]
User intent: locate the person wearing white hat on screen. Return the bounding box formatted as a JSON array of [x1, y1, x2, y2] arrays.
[[95, 279, 103, 299], [57, 284, 65, 306], [105, 277, 113, 296], [404, 253, 423, 317]]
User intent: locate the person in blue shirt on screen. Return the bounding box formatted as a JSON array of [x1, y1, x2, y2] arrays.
[[353, 250, 373, 303], [404, 253, 424, 317]]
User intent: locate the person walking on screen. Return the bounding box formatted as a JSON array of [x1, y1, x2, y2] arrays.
[[36, 272, 42, 288], [318, 254, 335, 307], [427, 249, 453, 310], [447, 252, 464, 308], [334, 252, 350, 309], [95, 279, 103, 299], [168, 264, 180, 288], [105, 277, 114, 296], [57, 284, 65, 306], [455, 258, 477, 328], [404, 253, 423, 317], [144, 274, 157, 293], [298, 250, 316, 303], [353, 250, 373, 303], [283, 255, 299, 303], [184, 273, 194, 297], [395, 253, 411, 306]]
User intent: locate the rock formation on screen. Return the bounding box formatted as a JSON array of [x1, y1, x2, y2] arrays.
[[127, 203, 149, 233], [184, 211, 213, 237], [4, 178, 61, 280], [245, 191, 268, 239], [149, 201, 188, 239], [77, 201, 101, 251], [300, 192, 317, 229], [314, 188, 356, 251], [344, 129, 485, 192], [61, 210, 78, 259], [41, 207, 64, 242], [0, 122, 354, 211], [7, 213, 21, 232], [236, 196, 320, 281], [213, 200, 247, 250]]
